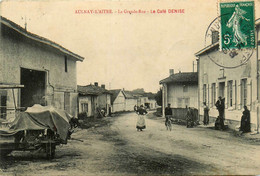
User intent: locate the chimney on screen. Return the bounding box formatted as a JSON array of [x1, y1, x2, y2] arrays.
[[101, 84, 105, 89], [94, 82, 98, 87], [169, 69, 174, 76], [211, 30, 219, 44]]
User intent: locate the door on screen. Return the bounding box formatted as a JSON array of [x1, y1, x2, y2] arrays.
[[219, 82, 225, 98]]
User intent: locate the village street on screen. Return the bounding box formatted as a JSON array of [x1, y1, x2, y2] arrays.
[[1, 111, 260, 175]]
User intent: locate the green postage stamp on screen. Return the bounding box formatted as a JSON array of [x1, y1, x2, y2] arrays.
[[220, 1, 255, 50]]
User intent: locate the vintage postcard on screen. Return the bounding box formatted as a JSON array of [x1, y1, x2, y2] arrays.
[[0, 0, 260, 175]]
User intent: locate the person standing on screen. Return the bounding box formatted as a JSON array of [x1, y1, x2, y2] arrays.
[[165, 103, 172, 127], [136, 105, 147, 131], [134, 105, 137, 112], [203, 102, 210, 125], [215, 96, 225, 130], [240, 106, 251, 133]]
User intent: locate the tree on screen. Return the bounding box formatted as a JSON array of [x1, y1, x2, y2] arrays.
[[155, 88, 162, 106]]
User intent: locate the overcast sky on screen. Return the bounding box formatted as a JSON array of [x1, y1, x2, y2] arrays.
[[1, 0, 259, 92]]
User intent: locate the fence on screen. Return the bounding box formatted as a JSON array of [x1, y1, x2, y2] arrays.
[[171, 108, 198, 122]]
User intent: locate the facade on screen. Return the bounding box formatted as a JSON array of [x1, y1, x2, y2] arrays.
[[77, 84, 111, 117], [123, 91, 138, 111], [195, 21, 260, 130], [0, 16, 84, 119], [110, 89, 157, 112], [110, 89, 125, 112], [160, 70, 198, 116]]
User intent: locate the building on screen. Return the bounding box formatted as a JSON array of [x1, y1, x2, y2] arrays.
[[195, 20, 260, 131], [110, 89, 125, 112], [160, 69, 198, 116], [0, 16, 84, 119], [77, 83, 111, 117], [110, 88, 157, 112], [123, 91, 138, 111]]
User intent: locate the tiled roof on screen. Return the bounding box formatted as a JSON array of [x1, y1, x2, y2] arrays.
[[110, 89, 122, 103], [160, 72, 198, 84], [124, 90, 155, 100], [77, 85, 111, 96], [0, 16, 84, 61], [123, 91, 137, 99]]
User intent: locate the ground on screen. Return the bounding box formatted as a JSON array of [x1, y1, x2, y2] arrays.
[[1, 111, 260, 175]]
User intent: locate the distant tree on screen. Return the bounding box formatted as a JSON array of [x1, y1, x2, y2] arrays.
[[155, 88, 162, 106]]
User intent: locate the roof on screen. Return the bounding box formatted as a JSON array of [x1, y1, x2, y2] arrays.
[[159, 72, 198, 85], [110, 89, 122, 103], [123, 91, 137, 99], [77, 85, 111, 96], [0, 16, 84, 62], [124, 90, 156, 100], [195, 19, 260, 57]]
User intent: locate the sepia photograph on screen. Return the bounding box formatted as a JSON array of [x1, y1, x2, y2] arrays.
[[0, 0, 260, 175]]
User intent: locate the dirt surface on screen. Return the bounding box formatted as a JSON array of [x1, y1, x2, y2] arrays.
[[1, 111, 260, 175]]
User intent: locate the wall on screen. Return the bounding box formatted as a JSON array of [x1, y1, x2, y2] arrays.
[[112, 91, 125, 112], [0, 23, 78, 118], [198, 45, 259, 128], [166, 83, 198, 108], [97, 93, 111, 109], [148, 99, 157, 109], [125, 98, 137, 111], [78, 96, 97, 117]]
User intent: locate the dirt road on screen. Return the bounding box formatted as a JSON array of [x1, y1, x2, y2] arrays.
[[1, 111, 260, 175]]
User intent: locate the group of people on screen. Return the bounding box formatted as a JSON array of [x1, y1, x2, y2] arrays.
[[134, 96, 251, 133], [203, 96, 251, 133]]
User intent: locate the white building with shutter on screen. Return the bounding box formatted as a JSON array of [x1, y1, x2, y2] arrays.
[[160, 70, 198, 116], [195, 20, 260, 131]]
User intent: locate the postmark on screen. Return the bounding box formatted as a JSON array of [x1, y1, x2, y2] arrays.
[[203, 1, 255, 69], [220, 1, 255, 50]]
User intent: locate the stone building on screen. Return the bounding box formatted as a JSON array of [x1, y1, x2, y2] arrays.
[[195, 20, 260, 130], [160, 70, 198, 117], [77, 83, 111, 117], [0, 16, 84, 119]]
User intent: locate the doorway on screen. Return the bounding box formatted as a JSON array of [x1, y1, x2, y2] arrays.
[[219, 82, 225, 98], [20, 68, 46, 108]]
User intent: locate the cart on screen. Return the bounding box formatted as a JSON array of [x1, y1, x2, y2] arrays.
[[0, 85, 75, 159]]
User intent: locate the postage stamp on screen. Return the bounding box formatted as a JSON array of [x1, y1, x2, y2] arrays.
[[220, 1, 255, 51]]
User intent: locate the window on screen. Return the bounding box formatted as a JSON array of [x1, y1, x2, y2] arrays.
[[241, 79, 247, 107], [81, 103, 88, 113], [0, 91, 7, 119], [183, 85, 188, 92], [219, 82, 225, 98], [65, 56, 68, 72], [227, 80, 233, 107], [203, 84, 207, 103], [211, 83, 216, 107]]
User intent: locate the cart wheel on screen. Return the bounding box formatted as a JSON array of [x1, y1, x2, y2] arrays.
[[46, 143, 56, 159]]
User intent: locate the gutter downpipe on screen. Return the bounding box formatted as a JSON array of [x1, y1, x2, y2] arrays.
[[197, 58, 200, 122], [256, 24, 259, 134]]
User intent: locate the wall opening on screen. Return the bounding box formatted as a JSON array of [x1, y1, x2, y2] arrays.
[[20, 68, 46, 108], [219, 82, 225, 98], [0, 90, 7, 119]]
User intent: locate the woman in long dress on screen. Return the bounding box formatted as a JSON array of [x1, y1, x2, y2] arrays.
[[136, 105, 147, 131]]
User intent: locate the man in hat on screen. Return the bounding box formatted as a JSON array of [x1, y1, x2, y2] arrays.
[[165, 103, 172, 127]]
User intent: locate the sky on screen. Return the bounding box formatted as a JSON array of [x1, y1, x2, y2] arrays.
[[1, 0, 259, 93]]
